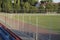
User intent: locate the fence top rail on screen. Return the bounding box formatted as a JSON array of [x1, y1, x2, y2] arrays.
[[0, 13, 60, 15]]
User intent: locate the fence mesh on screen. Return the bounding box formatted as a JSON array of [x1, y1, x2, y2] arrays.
[[0, 0, 60, 40], [0, 13, 60, 40]]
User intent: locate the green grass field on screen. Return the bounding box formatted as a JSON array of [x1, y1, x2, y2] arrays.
[[4, 14, 60, 32]]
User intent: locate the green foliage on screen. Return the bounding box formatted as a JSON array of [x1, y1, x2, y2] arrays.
[[23, 2, 30, 12], [4, 0, 13, 12], [46, 3, 55, 12], [42, 0, 52, 2], [57, 3, 60, 13], [39, 5, 46, 13], [0, 0, 58, 13], [46, 0, 52, 2], [0, 0, 2, 11], [28, 0, 37, 5], [13, 0, 20, 12], [30, 6, 38, 13]]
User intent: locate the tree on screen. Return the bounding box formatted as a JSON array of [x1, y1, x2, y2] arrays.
[[30, 6, 38, 13], [57, 3, 60, 13], [5, 0, 13, 12], [0, 0, 2, 11], [46, 0, 52, 2], [0, 0, 6, 12], [13, 0, 21, 12], [42, 0, 52, 2], [28, 0, 37, 6], [23, 2, 31, 13], [46, 3, 54, 12], [39, 5, 46, 13], [0, 0, 13, 12], [53, 3, 58, 12]]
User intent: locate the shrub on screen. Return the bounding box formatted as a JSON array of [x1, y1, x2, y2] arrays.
[[30, 6, 38, 13], [23, 2, 31, 13], [57, 3, 60, 13]]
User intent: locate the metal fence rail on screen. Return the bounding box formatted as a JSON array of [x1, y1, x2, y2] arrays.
[[0, 9, 60, 13], [0, 23, 22, 40]]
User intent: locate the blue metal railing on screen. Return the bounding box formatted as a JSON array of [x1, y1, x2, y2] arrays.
[[0, 26, 15, 40], [0, 23, 22, 40]]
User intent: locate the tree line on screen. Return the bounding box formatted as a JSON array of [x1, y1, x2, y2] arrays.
[[0, 0, 60, 13]]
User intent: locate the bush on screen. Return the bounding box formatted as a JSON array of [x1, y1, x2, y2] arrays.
[[1, 0, 13, 12], [23, 2, 31, 13], [30, 6, 38, 13], [6, 1, 13, 12], [39, 5, 46, 13], [45, 2, 58, 13], [13, 0, 21, 13], [28, 0, 37, 6], [57, 3, 60, 13]]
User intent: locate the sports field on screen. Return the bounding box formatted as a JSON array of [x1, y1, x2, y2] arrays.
[[3, 14, 60, 32]]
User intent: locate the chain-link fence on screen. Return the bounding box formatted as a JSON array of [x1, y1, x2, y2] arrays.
[[0, 14, 60, 40], [0, 0, 60, 40]]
